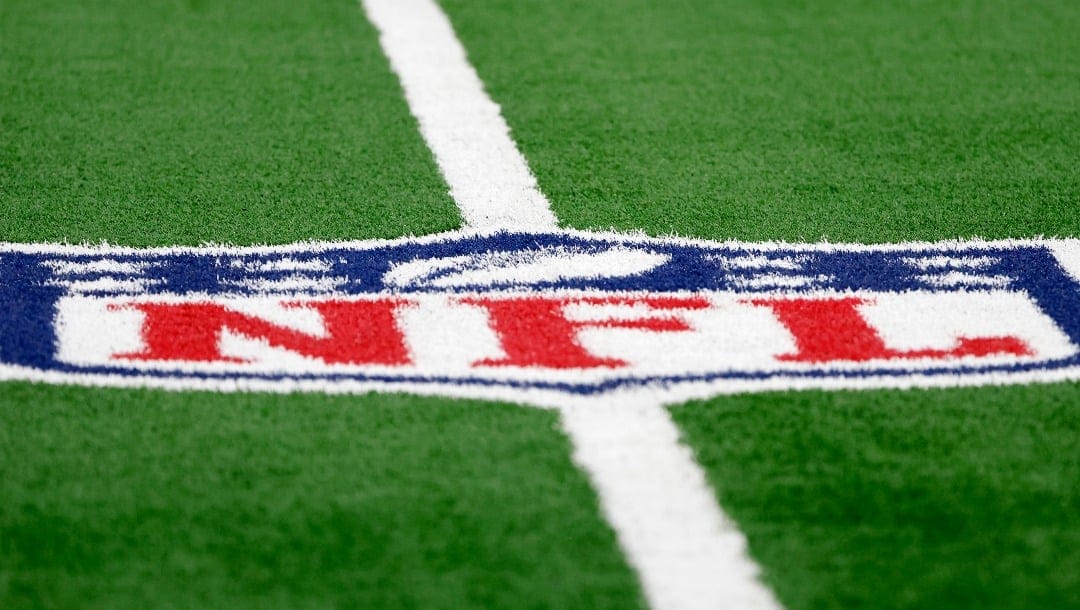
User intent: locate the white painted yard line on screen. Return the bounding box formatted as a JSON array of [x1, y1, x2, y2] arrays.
[[360, 1, 782, 608], [559, 397, 783, 610], [362, 0, 559, 231]]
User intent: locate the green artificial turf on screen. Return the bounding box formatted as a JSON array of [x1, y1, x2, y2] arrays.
[[0, 1, 646, 607], [3, 0, 1080, 608], [0, 0, 460, 246], [441, 0, 1080, 243], [671, 384, 1080, 610], [0, 383, 646, 609], [439, 0, 1080, 606]]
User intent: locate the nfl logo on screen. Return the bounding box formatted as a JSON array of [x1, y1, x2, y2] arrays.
[[4, 230, 1078, 405]]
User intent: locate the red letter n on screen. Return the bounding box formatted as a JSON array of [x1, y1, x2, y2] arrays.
[[113, 299, 412, 366]]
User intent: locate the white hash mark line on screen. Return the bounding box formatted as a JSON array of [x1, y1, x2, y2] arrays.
[[361, 1, 783, 608], [361, 0, 559, 231]]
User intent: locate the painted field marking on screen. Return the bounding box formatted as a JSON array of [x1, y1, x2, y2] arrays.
[[558, 394, 782, 610], [361, 0, 559, 231], [361, 1, 783, 609], [1049, 240, 1080, 282]]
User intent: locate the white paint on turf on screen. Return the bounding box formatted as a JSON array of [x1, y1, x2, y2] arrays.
[[1049, 239, 1080, 282], [384, 244, 670, 288], [358, 1, 785, 608], [361, 0, 559, 231], [559, 396, 783, 610]]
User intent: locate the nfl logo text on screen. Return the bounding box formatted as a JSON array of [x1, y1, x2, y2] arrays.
[[3, 232, 1079, 400]]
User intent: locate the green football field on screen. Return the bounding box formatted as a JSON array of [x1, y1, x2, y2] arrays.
[[2, 0, 1078, 608]]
